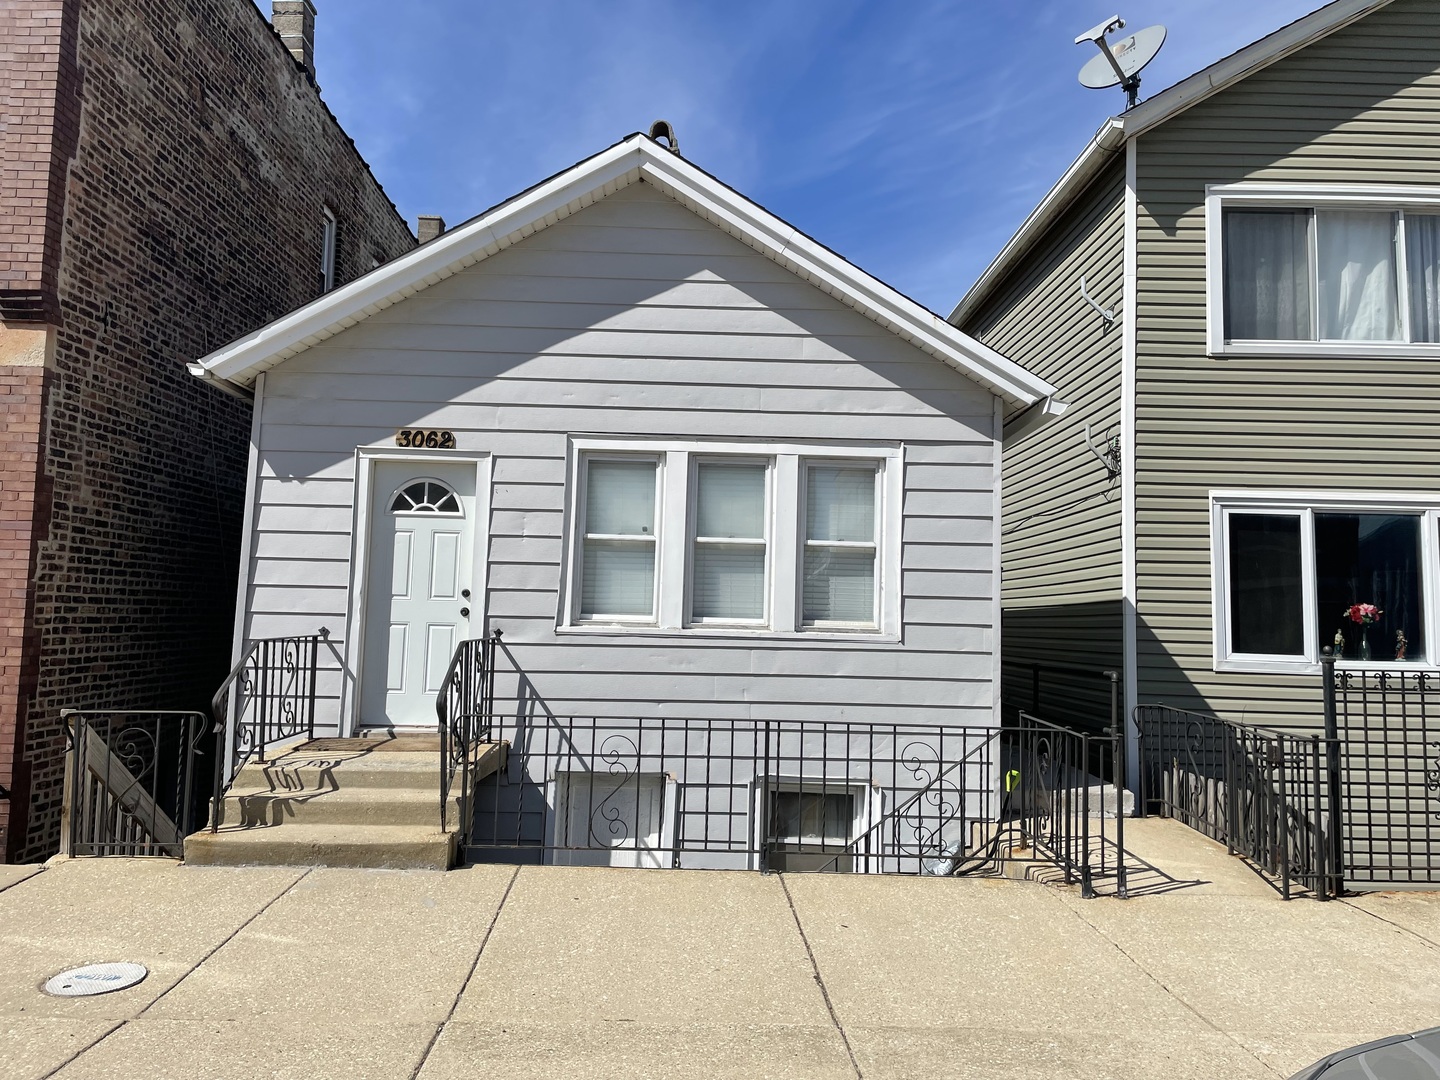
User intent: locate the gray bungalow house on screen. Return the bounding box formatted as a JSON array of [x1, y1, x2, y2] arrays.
[[951, 0, 1440, 887], [184, 132, 1061, 870]]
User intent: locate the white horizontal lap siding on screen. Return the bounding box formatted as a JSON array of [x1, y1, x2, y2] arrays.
[[958, 160, 1126, 727], [1134, 0, 1440, 723], [246, 183, 1000, 729]]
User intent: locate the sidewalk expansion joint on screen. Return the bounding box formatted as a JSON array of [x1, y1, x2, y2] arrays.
[[36, 867, 315, 1079], [779, 873, 864, 1080], [1339, 898, 1440, 952], [1056, 893, 1285, 1078], [410, 863, 522, 1080]]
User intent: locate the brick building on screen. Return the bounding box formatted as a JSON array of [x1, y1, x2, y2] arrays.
[[0, 0, 416, 861]]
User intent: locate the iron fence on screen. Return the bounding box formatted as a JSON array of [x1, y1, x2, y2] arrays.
[[436, 630, 499, 844], [1135, 704, 1340, 900], [209, 633, 323, 833], [1329, 653, 1440, 889], [462, 709, 1128, 892], [62, 710, 211, 857]]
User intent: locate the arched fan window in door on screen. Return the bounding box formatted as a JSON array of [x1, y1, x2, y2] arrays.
[[389, 479, 462, 515]]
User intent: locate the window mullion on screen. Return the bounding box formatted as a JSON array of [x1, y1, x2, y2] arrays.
[[1398, 209, 1413, 344], [772, 456, 799, 632], [1301, 507, 1318, 662], [1307, 209, 1320, 341], [658, 451, 687, 630]]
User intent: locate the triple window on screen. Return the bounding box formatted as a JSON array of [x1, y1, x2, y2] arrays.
[[567, 442, 897, 636], [1213, 494, 1439, 670], [1208, 186, 1440, 353]]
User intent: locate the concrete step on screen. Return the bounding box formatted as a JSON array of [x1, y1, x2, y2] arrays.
[[184, 823, 456, 870], [219, 784, 462, 829], [231, 742, 505, 792]]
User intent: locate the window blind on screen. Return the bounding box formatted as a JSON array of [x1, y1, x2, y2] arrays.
[[803, 465, 876, 624], [580, 459, 657, 618], [692, 461, 766, 621]]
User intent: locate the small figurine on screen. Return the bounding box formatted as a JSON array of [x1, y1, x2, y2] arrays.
[[1397, 629, 1408, 662], [1334, 628, 1346, 657]]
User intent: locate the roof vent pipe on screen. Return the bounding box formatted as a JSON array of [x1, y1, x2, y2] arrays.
[[648, 120, 680, 155]]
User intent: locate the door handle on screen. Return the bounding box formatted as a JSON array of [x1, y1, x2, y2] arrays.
[[460, 607, 471, 618], [461, 588, 471, 599]]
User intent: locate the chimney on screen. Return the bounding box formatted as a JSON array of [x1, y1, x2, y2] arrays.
[[272, 1, 317, 76], [416, 216, 446, 244]]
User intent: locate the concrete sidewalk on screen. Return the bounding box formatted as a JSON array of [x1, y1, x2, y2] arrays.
[[2, 819, 1438, 1080]]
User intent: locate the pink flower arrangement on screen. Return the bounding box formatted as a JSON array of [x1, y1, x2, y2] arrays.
[[1344, 603, 1383, 625]]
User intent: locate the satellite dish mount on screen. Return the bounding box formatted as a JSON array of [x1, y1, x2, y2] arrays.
[[1075, 16, 1167, 110]]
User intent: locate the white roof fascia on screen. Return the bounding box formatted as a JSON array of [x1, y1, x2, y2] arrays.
[[950, 0, 1393, 327], [195, 134, 1059, 413]]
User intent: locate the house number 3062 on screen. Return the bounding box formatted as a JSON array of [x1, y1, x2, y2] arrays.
[[395, 429, 456, 449]]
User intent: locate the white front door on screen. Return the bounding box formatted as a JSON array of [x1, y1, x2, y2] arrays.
[[360, 462, 478, 728]]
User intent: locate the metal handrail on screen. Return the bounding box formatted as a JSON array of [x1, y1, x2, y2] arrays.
[[437, 629, 500, 843], [208, 633, 323, 833]]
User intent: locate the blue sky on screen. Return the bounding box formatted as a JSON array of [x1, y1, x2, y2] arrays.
[[291, 1, 1318, 313]]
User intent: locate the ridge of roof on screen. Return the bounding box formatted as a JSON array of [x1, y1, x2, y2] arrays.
[[192, 133, 1059, 412], [949, 0, 1394, 327]]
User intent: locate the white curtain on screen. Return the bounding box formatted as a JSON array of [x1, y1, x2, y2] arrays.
[[581, 460, 656, 617], [1407, 213, 1440, 343], [692, 462, 766, 620], [803, 465, 876, 624], [1224, 210, 1311, 340], [1317, 210, 1400, 341]]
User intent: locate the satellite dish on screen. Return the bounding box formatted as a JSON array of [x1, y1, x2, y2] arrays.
[[1075, 17, 1167, 108]]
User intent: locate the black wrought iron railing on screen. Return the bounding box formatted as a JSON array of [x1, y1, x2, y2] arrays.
[[461, 708, 1128, 891], [436, 630, 499, 844], [62, 710, 211, 857], [1135, 704, 1340, 900], [1329, 654, 1440, 888], [209, 633, 323, 833]]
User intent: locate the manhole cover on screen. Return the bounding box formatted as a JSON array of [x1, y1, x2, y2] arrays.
[[43, 962, 148, 997]]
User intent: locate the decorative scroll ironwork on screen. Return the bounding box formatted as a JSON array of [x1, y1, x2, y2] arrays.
[[210, 633, 322, 833], [436, 630, 499, 845], [1135, 704, 1339, 900], [63, 711, 210, 857]]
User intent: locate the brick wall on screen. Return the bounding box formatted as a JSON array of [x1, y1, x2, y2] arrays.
[[0, 0, 415, 861]]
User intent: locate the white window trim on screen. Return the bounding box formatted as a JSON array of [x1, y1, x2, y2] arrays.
[[1210, 489, 1440, 675], [1205, 182, 1440, 359], [321, 206, 337, 293], [560, 437, 903, 642]]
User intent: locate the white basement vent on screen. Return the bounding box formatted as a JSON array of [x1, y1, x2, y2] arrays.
[[43, 962, 148, 997]]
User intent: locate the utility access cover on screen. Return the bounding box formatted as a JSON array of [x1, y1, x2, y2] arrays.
[[44, 962, 148, 997]]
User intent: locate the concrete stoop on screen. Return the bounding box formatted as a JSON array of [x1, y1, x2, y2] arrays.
[[184, 736, 505, 871]]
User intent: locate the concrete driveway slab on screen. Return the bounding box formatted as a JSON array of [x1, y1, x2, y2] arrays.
[[454, 866, 831, 1028], [1345, 891, 1440, 949], [0, 861, 303, 1020], [0, 1017, 117, 1080], [1058, 889, 1440, 1036], [845, 1025, 1276, 1080], [47, 1017, 437, 1080], [417, 1021, 856, 1080], [0, 865, 43, 895], [782, 873, 1209, 1036], [149, 864, 516, 1024]]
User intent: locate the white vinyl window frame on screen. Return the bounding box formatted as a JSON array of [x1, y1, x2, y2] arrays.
[[561, 437, 903, 641], [686, 454, 772, 628], [572, 452, 664, 625], [799, 458, 883, 631], [321, 206, 338, 292], [1206, 183, 1440, 359], [1210, 489, 1440, 675]]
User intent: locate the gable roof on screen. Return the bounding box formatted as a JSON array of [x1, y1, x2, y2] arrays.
[[191, 132, 1060, 415], [949, 0, 1393, 327]]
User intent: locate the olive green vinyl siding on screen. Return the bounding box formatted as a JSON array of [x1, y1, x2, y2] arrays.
[[1133, 0, 1440, 723], [963, 159, 1125, 730]]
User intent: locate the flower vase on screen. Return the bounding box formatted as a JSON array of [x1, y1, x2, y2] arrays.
[[1359, 629, 1371, 662]]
